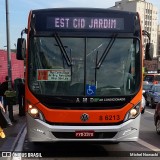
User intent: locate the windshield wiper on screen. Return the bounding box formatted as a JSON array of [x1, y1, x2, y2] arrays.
[[96, 34, 117, 69], [54, 33, 72, 66]]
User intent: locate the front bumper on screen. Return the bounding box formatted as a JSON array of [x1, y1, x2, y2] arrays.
[[27, 114, 141, 142]]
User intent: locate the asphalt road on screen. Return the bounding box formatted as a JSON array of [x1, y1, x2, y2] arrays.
[[139, 107, 160, 150]]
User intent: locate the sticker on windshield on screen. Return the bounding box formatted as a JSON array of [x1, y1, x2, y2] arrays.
[[37, 69, 71, 81], [86, 84, 96, 96]]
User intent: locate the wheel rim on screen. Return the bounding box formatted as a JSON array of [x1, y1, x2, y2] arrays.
[[156, 120, 160, 134]]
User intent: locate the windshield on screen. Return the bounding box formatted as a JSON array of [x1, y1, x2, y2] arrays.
[[143, 84, 153, 90], [28, 36, 140, 96]]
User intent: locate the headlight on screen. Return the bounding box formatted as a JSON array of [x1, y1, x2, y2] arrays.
[[27, 102, 45, 121], [30, 108, 39, 115], [130, 108, 137, 116], [124, 103, 141, 122]]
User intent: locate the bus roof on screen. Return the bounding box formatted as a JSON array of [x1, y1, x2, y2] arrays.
[[31, 8, 138, 15]]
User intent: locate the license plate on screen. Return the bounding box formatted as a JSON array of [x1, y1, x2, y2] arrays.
[[75, 130, 94, 137]]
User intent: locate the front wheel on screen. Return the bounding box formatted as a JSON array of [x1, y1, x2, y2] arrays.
[[156, 119, 160, 135], [141, 108, 145, 114]]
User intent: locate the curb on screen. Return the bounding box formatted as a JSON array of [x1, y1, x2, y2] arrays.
[[10, 123, 26, 152]]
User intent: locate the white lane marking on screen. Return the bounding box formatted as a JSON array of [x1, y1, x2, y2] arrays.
[[138, 138, 160, 152], [139, 109, 160, 152], [145, 110, 154, 115]]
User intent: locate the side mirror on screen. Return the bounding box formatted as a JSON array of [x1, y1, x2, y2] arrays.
[[145, 43, 154, 60], [16, 38, 26, 60]]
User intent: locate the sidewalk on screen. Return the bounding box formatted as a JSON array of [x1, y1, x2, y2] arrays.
[[0, 105, 26, 152]]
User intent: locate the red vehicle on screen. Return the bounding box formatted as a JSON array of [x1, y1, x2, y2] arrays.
[[144, 74, 160, 84]]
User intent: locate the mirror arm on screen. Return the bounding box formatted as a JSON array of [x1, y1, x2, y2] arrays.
[[142, 30, 150, 42], [21, 28, 28, 38]]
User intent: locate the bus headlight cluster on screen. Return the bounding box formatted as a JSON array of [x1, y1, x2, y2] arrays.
[[124, 103, 141, 121], [27, 103, 45, 121]]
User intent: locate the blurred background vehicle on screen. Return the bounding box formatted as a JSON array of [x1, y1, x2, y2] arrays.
[[141, 95, 146, 114], [143, 73, 160, 84], [143, 83, 153, 99], [154, 102, 160, 135], [145, 84, 160, 108]]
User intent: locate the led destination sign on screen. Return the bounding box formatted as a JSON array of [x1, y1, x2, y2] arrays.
[[47, 17, 124, 30]]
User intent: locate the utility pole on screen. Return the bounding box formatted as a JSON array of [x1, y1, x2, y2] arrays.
[[5, 0, 12, 90]]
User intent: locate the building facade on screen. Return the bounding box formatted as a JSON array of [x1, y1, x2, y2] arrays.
[[111, 0, 158, 57], [0, 50, 24, 83], [157, 25, 160, 55]]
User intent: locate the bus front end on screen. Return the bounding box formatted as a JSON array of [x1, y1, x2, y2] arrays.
[[24, 9, 143, 143]]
